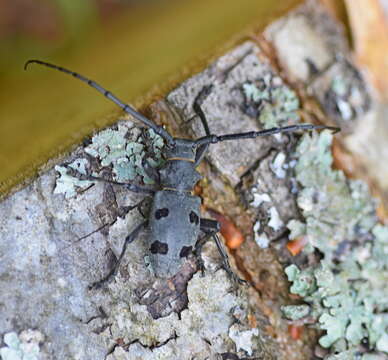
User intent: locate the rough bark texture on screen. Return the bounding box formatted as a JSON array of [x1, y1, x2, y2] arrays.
[[0, 42, 285, 360], [1, 1, 387, 360]]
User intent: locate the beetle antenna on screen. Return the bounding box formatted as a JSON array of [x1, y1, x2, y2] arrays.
[[194, 124, 340, 146], [24, 59, 175, 145]]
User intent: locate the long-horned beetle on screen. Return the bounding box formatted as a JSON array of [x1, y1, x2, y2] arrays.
[[25, 59, 339, 286]]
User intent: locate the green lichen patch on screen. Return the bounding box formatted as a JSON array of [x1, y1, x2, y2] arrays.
[[54, 122, 165, 198], [0, 330, 44, 360], [242, 78, 300, 129], [85, 124, 164, 184], [54, 159, 93, 199], [285, 264, 316, 297], [281, 304, 310, 320], [283, 131, 388, 358], [293, 131, 377, 260]]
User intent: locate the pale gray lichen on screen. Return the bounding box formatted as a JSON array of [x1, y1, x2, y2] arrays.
[[104, 270, 261, 359], [228, 325, 259, 356], [311, 59, 371, 130], [252, 204, 283, 248], [331, 76, 348, 97], [260, 87, 300, 129], [282, 131, 388, 357], [271, 152, 287, 179], [0, 330, 44, 360], [255, 232, 270, 249], [250, 189, 271, 208], [242, 78, 300, 129], [292, 131, 377, 260], [267, 206, 284, 231], [250, 187, 273, 248]]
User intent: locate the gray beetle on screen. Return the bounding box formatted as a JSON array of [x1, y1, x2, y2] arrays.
[[25, 59, 340, 285]]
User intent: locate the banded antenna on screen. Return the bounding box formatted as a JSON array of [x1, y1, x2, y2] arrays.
[[24, 59, 175, 145], [194, 124, 340, 147]]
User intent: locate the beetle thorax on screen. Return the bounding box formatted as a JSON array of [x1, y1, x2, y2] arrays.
[[160, 138, 202, 192], [165, 138, 196, 162]]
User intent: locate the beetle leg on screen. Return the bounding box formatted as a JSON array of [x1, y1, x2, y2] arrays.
[[193, 85, 212, 166], [89, 220, 148, 290], [67, 167, 156, 194], [198, 218, 246, 285], [199, 218, 220, 232], [194, 235, 208, 277], [193, 84, 213, 136], [211, 233, 247, 285]]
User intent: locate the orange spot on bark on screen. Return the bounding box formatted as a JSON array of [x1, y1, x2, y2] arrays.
[[207, 208, 244, 249], [288, 324, 303, 340], [286, 236, 307, 256]]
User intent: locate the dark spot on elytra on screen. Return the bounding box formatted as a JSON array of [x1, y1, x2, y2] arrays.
[[189, 211, 199, 225], [179, 246, 192, 258], [155, 208, 169, 220], [221, 353, 240, 360], [150, 240, 168, 255]]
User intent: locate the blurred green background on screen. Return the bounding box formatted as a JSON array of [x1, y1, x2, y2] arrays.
[[0, 0, 302, 197]]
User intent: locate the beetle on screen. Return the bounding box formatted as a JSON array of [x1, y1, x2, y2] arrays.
[[25, 59, 339, 286]]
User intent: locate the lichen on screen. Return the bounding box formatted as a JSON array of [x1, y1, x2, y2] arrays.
[[85, 124, 164, 184], [271, 152, 287, 178], [328, 71, 370, 122], [105, 270, 261, 359], [54, 122, 165, 197], [282, 131, 388, 357], [250, 189, 271, 208], [228, 325, 259, 356], [267, 206, 284, 231], [242, 78, 300, 129], [54, 159, 92, 199], [254, 230, 270, 249], [287, 219, 306, 240], [284, 264, 316, 297], [0, 330, 44, 360], [251, 203, 284, 248], [281, 304, 310, 320]]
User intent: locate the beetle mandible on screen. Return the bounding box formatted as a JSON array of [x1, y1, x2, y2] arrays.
[[25, 59, 340, 286]]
